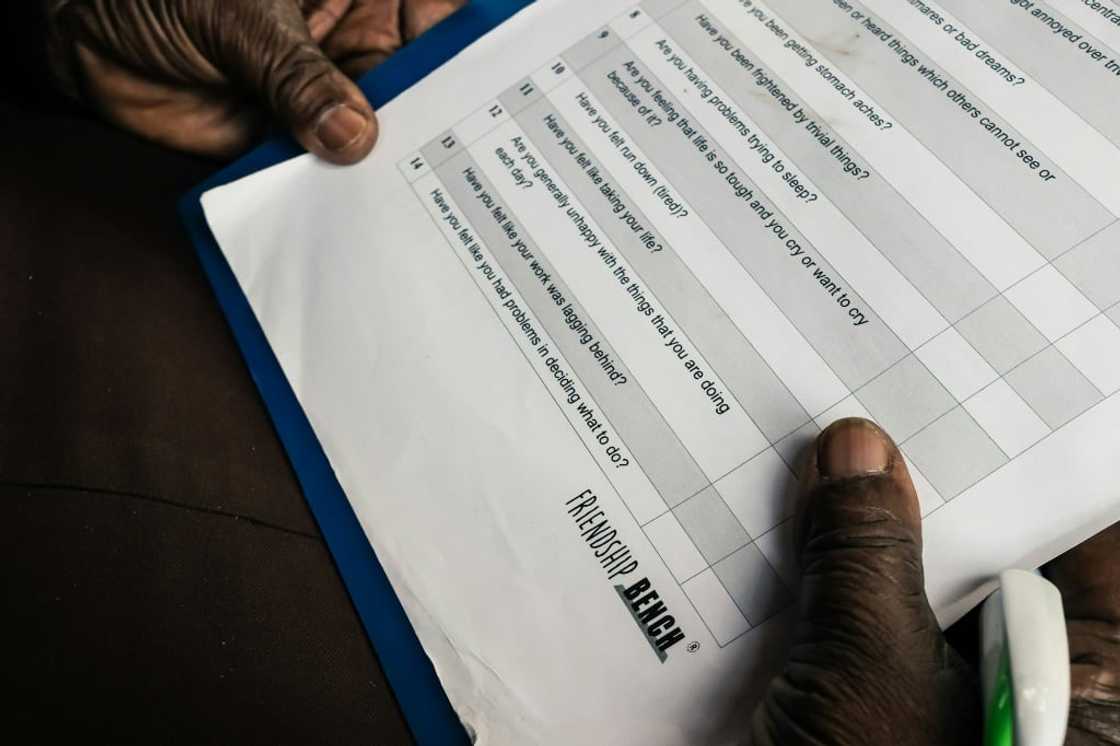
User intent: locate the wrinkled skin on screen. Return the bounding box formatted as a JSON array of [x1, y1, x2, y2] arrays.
[[1048, 526, 1120, 745], [754, 417, 1120, 745], [45, 0, 464, 162]]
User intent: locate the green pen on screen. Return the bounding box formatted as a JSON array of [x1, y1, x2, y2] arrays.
[[981, 570, 1070, 746], [985, 640, 1015, 746]]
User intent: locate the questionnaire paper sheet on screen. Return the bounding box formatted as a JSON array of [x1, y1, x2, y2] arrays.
[[202, 1, 1120, 742]]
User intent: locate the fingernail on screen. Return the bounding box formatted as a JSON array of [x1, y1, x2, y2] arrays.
[[817, 418, 893, 479], [316, 104, 368, 152]]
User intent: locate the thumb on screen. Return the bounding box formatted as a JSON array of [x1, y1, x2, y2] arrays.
[[753, 418, 977, 746], [227, 3, 378, 164]]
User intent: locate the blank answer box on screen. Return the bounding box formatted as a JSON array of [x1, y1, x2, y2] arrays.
[[716, 449, 797, 539], [1056, 315, 1120, 396], [814, 395, 871, 430], [644, 512, 709, 583], [1005, 347, 1104, 429], [755, 521, 799, 590], [956, 297, 1048, 375], [1054, 221, 1120, 309], [682, 570, 751, 646], [902, 408, 1008, 499], [963, 380, 1050, 457], [916, 328, 998, 402], [713, 544, 793, 626], [641, 0, 689, 20], [1005, 266, 1098, 342], [906, 461, 945, 517], [775, 421, 819, 473], [856, 356, 956, 442], [674, 487, 751, 564]]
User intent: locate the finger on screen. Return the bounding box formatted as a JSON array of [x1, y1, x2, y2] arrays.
[[73, 43, 261, 159], [402, 0, 467, 42], [301, 0, 354, 43], [797, 417, 923, 549], [1042, 524, 1120, 745], [753, 418, 977, 746], [319, 0, 403, 78], [1044, 523, 1120, 626], [228, 3, 377, 164], [794, 419, 927, 685]]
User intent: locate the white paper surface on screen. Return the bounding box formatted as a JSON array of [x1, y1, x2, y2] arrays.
[[201, 1, 1120, 742]]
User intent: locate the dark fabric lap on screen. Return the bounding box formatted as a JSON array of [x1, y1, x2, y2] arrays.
[[0, 95, 411, 744]]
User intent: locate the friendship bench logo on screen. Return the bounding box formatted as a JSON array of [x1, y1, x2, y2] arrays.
[[567, 490, 686, 662], [615, 578, 687, 662]]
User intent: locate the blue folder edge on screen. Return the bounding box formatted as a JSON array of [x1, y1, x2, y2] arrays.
[[178, 3, 532, 743]]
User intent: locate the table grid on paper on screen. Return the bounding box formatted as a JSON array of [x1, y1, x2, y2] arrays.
[[397, 0, 1120, 647]]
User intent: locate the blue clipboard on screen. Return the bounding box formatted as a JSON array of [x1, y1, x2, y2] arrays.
[[179, 2, 532, 742]]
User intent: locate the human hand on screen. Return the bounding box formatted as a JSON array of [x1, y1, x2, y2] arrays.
[[45, 0, 463, 163], [752, 418, 978, 745], [753, 417, 1120, 745], [1044, 523, 1120, 745]]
